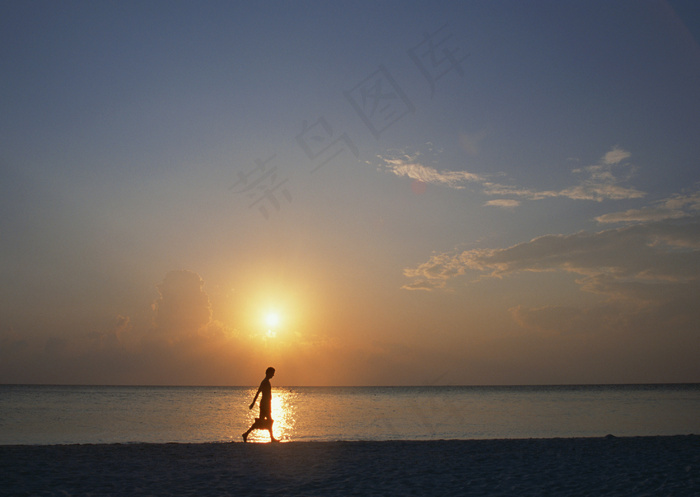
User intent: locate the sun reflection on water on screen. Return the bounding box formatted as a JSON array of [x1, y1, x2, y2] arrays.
[[244, 389, 297, 443]]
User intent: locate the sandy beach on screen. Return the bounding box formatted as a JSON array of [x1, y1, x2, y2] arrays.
[[1, 435, 698, 496]]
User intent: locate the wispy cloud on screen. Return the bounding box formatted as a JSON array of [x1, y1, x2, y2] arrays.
[[379, 154, 483, 189], [402, 250, 486, 290], [481, 183, 559, 200], [561, 147, 643, 201], [596, 188, 700, 224], [377, 146, 645, 206], [483, 146, 644, 203], [602, 146, 631, 165], [484, 199, 520, 208]]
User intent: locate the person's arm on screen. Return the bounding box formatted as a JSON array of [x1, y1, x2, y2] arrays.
[[249, 383, 262, 409]]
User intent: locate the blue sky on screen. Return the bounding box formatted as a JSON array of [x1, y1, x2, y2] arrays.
[[1, 1, 699, 385]]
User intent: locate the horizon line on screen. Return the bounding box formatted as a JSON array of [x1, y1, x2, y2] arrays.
[[2, 382, 699, 389]]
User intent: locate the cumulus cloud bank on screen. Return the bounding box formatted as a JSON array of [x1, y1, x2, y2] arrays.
[[403, 218, 700, 293], [0, 270, 243, 385], [403, 214, 700, 365]]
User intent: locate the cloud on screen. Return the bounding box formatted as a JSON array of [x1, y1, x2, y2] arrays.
[[485, 199, 520, 208], [4, 270, 412, 386], [602, 146, 631, 165], [379, 154, 483, 189], [401, 279, 445, 291], [560, 156, 644, 201], [596, 188, 700, 224], [403, 217, 700, 295], [377, 146, 645, 205], [404, 216, 699, 374], [481, 183, 559, 200], [484, 146, 644, 203], [401, 250, 488, 290], [152, 270, 212, 338], [1, 271, 249, 385]]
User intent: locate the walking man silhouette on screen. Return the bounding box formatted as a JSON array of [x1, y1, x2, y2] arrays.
[[242, 367, 278, 442]]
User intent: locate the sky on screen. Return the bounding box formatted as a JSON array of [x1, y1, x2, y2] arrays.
[[1, 0, 699, 386]]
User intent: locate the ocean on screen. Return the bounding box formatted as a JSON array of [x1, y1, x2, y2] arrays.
[[1, 384, 698, 445]]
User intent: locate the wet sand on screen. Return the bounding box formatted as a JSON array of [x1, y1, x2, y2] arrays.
[[1, 435, 698, 496]]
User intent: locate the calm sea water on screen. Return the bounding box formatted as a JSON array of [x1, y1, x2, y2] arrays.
[[1, 384, 698, 445]]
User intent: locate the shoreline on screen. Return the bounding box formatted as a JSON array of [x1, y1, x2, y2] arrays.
[[1, 432, 698, 447], [2, 435, 698, 495]]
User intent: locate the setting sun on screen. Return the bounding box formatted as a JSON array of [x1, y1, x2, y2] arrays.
[[265, 312, 280, 328]]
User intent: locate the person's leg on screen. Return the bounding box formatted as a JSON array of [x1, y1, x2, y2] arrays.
[[267, 419, 278, 442], [242, 421, 255, 442]]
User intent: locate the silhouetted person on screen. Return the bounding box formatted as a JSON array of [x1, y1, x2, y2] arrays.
[[242, 367, 278, 442]]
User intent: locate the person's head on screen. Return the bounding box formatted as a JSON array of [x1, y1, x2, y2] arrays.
[[265, 367, 275, 378]]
